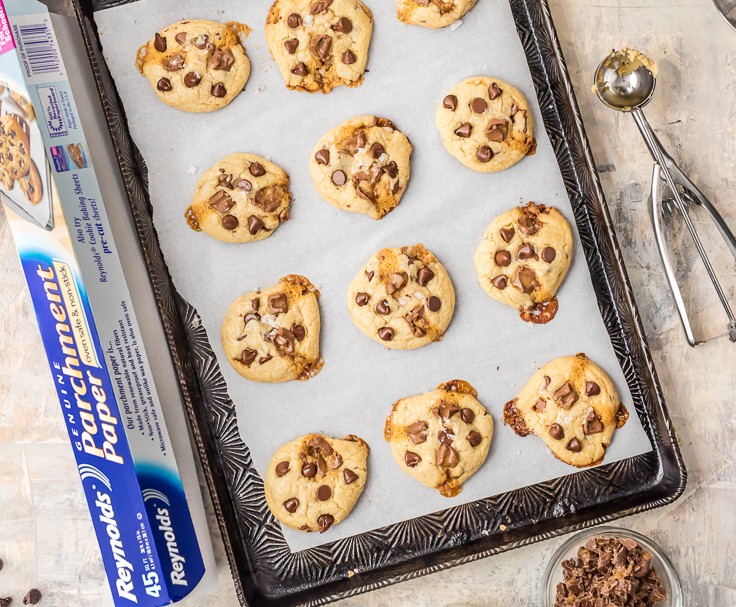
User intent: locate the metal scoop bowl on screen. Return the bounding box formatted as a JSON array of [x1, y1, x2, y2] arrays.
[[594, 49, 736, 345]]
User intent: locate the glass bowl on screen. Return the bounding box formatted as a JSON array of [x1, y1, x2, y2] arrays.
[[542, 526, 683, 607]]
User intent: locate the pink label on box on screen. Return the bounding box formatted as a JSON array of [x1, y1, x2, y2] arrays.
[[0, 2, 14, 55]]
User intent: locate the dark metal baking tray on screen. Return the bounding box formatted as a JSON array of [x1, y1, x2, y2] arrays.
[[72, 0, 687, 604]]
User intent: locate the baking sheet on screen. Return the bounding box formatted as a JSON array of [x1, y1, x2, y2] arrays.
[[95, 0, 653, 553]]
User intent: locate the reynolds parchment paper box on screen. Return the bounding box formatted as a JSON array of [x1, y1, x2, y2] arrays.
[[0, 1, 213, 603]]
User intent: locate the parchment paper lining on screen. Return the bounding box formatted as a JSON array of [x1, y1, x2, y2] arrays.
[[95, 0, 652, 553]]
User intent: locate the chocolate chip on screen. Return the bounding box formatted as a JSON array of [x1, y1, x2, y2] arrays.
[[500, 227, 515, 243], [154, 32, 167, 52], [494, 250, 511, 266], [268, 293, 289, 314], [332, 170, 346, 185], [342, 49, 357, 64], [163, 53, 184, 71], [283, 498, 299, 513], [404, 451, 421, 467], [566, 437, 582, 452], [378, 327, 394, 341], [393, 181, 401, 194], [476, 145, 493, 163], [376, 299, 390, 315], [0, 558, 3, 571], [443, 94, 458, 111], [236, 178, 252, 191], [243, 312, 260, 326], [287, 13, 302, 28], [517, 243, 536, 260], [315, 149, 330, 165], [249, 162, 266, 177], [183, 71, 201, 87], [437, 443, 459, 467], [460, 408, 475, 423], [427, 296, 441, 311], [175, 32, 187, 44], [275, 461, 290, 476], [309, 34, 333, 60], [365, 270, 374, 281], [0, 597, 9, 607], [193, 33, 209, 49], [239, 348, 257, 366], [343, 469, 359, 484], [534, 398, 546, 412], [318, 513, 334, 533], [406, 421, 428, 444], [486, 118, 508, 142], [542, 247, 556, 263], [291, 62, 308, 76], [583, 408, 604, 435], [467, 431, 482, 447], [355, 292, 369, 306], [156, 77, 172, 92], [585, 381, 601, 396], [512, 266, 538, 294], [383, 161, 398, 178], [387, 272, 408, 297], [332, 16, 353, 33], [310, 0, 333, 14], [491, 275, 507, 290], [302, 462, 317, 477], [317, 485, 331, 501], [221, 214, 238, 229], [488, 82, 502, 99], [543, 375, 551, 389], [247, 215, 265, 235], [292, 324, 306, 341], [252, 298, 260, 312], [259, 354, 273, 364], [210, 48, 235, 71], [284, 38, 299, 54], [369, 142, 385, 159], [208, 190, 234, 212], [437, 402, 458, 419], [454, 122, 472, 137], [413, 267, 433, 287], [211, 82, 226, 97], [471, 97, 487, 113], [549, 423, 565, 440], [554, 382, 578, 409], [518, 209, 541, 235], [22, 590, 41, 606]]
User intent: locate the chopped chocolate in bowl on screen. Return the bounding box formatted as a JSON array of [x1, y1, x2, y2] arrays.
[[544, 528, 682, 607]]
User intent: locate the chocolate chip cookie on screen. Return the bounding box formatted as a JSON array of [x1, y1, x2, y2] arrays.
[[221, 275, 323, 382], [136, 19, 251, 112], [265, 0, 373, 93], [0, 115, 30, 180], [347, 244, 455, 349], [310, 115, 412, 219], [265, 433, 369, 532], [396, 0, 479, 28], [185, 153, 291, 243], [475, 202, 573, 323], [436, 76, 536, 172], [504, 354, 629, 468], [384, 380, 493, 497]]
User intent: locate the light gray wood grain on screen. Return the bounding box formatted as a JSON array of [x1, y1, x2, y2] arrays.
[[1, 0, 735, 605]]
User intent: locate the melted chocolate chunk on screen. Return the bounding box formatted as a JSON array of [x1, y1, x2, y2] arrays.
[[554, 382, 578, 409], [583, 408, 604, 435], [309, 34, 333, 60], [512, 266, 538, 294], [404, 451, 421, 467], [157, 77, 172, 92], [210, 48, 234, 71], [386, 272, 408, 296], [436, 443, 459, 467], [238, 348, 257, 366], [486, 118, 508, 142], [301, 462, 317, 478], [406, 421, 428, 444], [247, 215, 265, 235], [318, 513, 334, 533], [163, 54, 185, 71], [208, 190, 234, 212], [585, 381, 601, 396], [488, 82, 502, 99]]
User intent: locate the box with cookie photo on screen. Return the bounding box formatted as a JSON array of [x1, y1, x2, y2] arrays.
[[18, 0, 689, 604]]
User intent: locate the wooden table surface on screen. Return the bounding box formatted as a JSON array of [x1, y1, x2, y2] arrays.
[[2, 0, 735, 605]]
